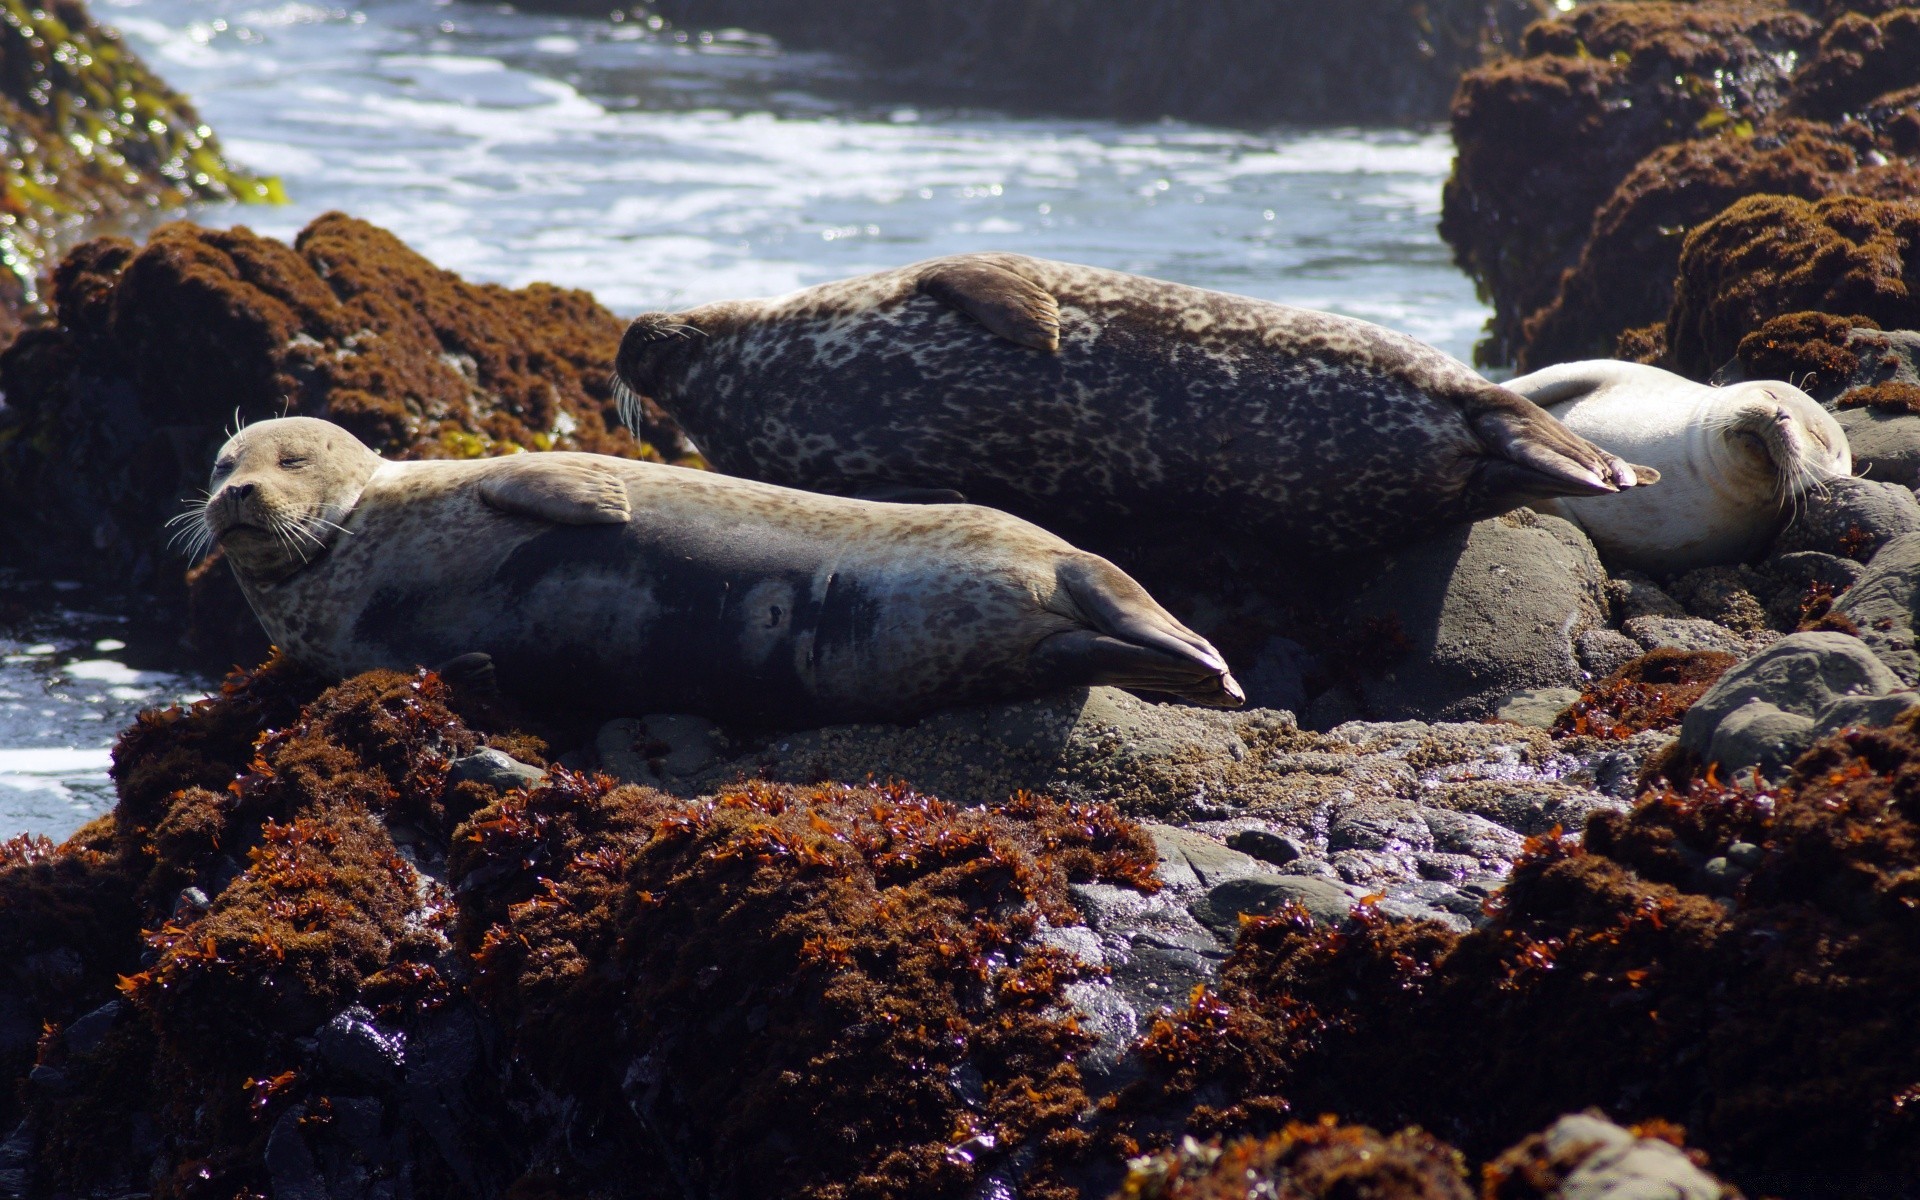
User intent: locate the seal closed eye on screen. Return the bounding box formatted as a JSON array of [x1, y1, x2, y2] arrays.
[[193, 416, 1244, 726], [613, 252, 1658, 555]]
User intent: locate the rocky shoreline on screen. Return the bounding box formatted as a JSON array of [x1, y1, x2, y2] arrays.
[[5, 0, 1920, 1197]]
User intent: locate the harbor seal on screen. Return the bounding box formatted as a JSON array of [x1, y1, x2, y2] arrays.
[[1506, 361, 1851, 575], [612, 253, 1657, 554], [190, 417, 1243, 725]]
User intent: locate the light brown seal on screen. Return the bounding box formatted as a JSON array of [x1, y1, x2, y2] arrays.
[[613, 252, 1657, 554], [187, 417, 1243, 725]]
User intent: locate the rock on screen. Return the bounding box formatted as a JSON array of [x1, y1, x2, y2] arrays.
[[631, 0, 1546, 127], [1192, 875, 1360, 934], [1680, 631, 1909, 775], [596, 715, 723, 785], [1607, 572, 1688, 621], [1762, 549, 1863, 596], [1834, 531, 1920, 680], [1622, 616, 1769, 658], [264, 1106, 328, 1200], [1836, 406, 1920, 488], [1239, 636, 1313, 715], [445, 748, 545, 794], [1667, 194, 1920, 381], [1495, 687, 1583, 729], [1336, 510, 1609, 723], [60, 1000, 122, 1056], [1440, 2, 1822, 365], [1224, 828, 1305, 867], [1146, 824, 1271, 890], [1812, 690, 1920, 739], [1772, 476, 1920, 562], [1667, 565, 1775, 633], [1575, 629, 1644, 680]]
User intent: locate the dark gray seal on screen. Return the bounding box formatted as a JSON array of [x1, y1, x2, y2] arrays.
[[613, 253, 1657, 554], [189, 417, 1243, 725]]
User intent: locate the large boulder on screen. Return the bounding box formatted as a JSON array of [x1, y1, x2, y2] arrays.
[[1325, 509, 1610, 723], [1771, 475, 1920, 562], [1678, 630, 1915, 776], [1834, 530, 1920, 681]]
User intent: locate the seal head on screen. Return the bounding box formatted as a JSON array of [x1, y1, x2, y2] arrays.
[[1507, 360, 1849, 574], [200, 417, 383, 584]]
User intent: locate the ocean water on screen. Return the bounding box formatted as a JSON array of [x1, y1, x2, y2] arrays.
[[1, 0, 1491, 839]]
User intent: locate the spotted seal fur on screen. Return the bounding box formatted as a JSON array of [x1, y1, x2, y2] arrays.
[[613, 253, 1657, 554], [1507, 360, 1851, 574], [189, 417, 1243, 724]]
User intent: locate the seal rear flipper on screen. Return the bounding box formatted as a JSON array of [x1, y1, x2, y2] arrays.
[[477, 456, 632, 525], [1043, 556, 1244, 707], [1470, 395, 1656, 499], [918, 257, 1061, 352]]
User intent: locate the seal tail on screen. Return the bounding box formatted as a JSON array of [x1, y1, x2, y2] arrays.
[[1035, 556, 1245, 708]]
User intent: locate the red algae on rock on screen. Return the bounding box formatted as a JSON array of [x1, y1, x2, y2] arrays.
[[454, 774, 1160, 1199], [1552, 650, 1740, 740], [1113, 712, 1920, 1195], [1665, 193, 1920, 379]]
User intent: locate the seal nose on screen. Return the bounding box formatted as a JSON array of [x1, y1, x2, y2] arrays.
[[228, 481, 257, 501]]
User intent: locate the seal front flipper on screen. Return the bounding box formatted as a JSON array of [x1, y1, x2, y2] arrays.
[[477, 456, 632, 525], [917, 256, 1061, 352], [1034, 556, 1245, 707]]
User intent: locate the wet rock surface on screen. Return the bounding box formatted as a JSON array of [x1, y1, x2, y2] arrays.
[[614, 0, 1550, 127]]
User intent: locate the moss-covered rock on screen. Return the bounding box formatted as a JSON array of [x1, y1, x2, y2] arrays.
[[0, 213, 692, 664], [1440, 0, 1821, 365], [0, 0, 274, 342], [618, 0, 1549, 127], [1664, 192, 1920, 380]]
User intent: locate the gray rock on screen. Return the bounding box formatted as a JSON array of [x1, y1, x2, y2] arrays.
[[445, 747, 544, 793], [1763, 549, 1864, 594], [1494, 686, 1582, 728], [61, 1000, 123, 1056], [1191, 874, 1358, 933], [1338, 510, 1608, 722], [1145, 824, 1270, 889], [1576, 629, 1643, 679], [1772, 476, 1920, 562], [1421, 807, 1526, 861], [0, 1120, 32, 1200], [1706, 700, 1819, 779], [1667, 565, 1775, 632], [597, 714, 723, 785], [1812, 690, 1920, 738], [1240, 636, 1313, 715], [1836, 405, 1920, 489], [1681, 632, 1908, 776], [265, 1107, 329, 1200], [1224, 828, 1304, 865], [1606, 571, 1687, 620], [1834, 531, 1920, 682], [1529, 1110, 1732, 1199], [1621, 616, 1769, 657]]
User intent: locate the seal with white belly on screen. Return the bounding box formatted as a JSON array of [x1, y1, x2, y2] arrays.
[[1506, 361, 1851, 575], [189, 417, 1242, 725], [613, 253, 1657, 554]]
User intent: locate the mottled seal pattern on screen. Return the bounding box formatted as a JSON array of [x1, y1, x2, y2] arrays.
[[192, 417, 1243, 726], [1508, 361, 1851, 575], [614, 253, 1656, 554]]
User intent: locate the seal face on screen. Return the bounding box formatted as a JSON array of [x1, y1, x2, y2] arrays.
[[613, 252, 1656, 554], [1506, 361, 1851, 574], [192, 417, 1244, 725]]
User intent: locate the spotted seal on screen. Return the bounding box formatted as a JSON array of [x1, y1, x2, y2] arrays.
[[1506, 361, 1850, 574], [612, 253, 1657, 554], [188, 417, 1243, 725]]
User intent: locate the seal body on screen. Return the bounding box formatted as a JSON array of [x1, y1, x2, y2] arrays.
[[1506, 361, 1851, 574], [615, 253, 1653, 554], [197, 418, 1242, 726]]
